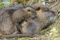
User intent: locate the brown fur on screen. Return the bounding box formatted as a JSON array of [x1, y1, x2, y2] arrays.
[[0, 10, 16, 35], [12, 7, 36, 33], [20, 4, 56, 35]]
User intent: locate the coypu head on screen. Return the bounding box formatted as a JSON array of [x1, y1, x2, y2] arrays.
[[24, 6, 37, 19]]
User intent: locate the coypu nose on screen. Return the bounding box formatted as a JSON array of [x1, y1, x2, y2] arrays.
[[31, 10, 37, 19], [31, 15, 37, 19]]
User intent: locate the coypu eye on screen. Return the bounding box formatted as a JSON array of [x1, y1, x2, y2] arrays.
[[36, 7, 40, 11], [27, 9, 31, 12]]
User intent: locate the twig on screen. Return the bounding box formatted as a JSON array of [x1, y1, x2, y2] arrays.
[[0, 34, 34, 39], [49, 1, 59, 9]]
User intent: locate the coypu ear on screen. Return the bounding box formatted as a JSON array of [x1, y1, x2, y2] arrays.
[[35, 7, 40, 11]]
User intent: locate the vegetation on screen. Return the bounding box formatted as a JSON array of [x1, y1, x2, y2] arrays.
[[0, 2, 4, 9]]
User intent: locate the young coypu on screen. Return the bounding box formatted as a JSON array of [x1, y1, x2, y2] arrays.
[[20, 4, 56, 36], [12, 7, 36, 34]]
